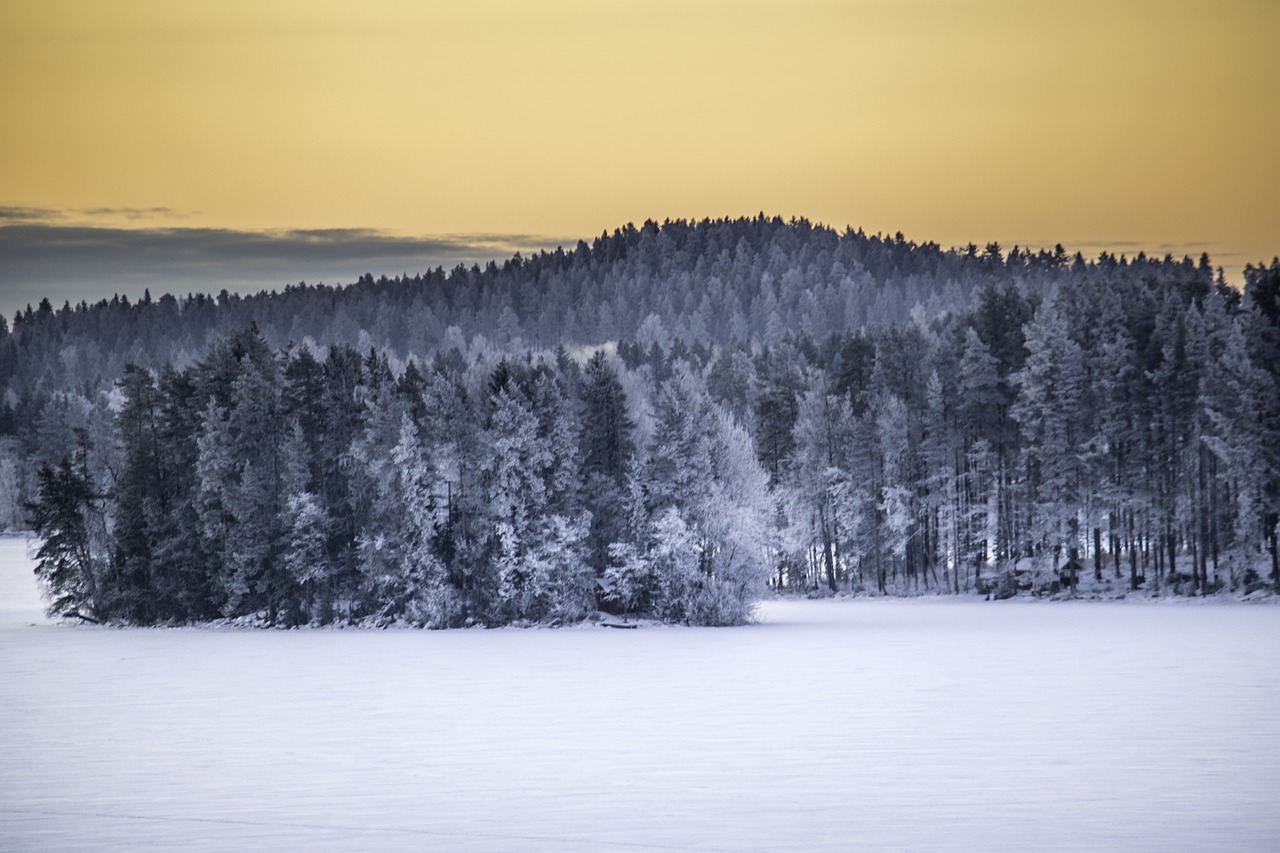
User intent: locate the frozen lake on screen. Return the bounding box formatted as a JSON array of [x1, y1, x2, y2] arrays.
[[2, 537, 1277, 851]]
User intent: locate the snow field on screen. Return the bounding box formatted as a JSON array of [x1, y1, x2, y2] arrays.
[[2, 537, 1278, 851]]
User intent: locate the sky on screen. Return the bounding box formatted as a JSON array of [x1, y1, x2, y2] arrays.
[[1, 0, 1277, 319]]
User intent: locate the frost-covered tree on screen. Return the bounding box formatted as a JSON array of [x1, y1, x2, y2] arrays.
[[191, 334, 293, 619], [630, 369, 771, 624], [481, 365, 593, 623], [1013, 299, 1086, 561], [784, 373, 854, 591]]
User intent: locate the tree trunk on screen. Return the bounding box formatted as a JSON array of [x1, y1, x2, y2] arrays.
[[1111, 512, 1122, 578], [821, 507, 837, 593], [1093, 526, 1102, 581], [1209, 459, 1220, 588], [1129, 538, 1139, 591], [1270, 513, 1280, 591]]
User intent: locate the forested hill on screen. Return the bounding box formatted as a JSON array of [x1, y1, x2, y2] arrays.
[[7, 216, 1280, 626], [0, 215, 1232, 405]]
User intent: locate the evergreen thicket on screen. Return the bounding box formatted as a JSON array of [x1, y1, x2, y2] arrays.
[[10, 217, 1279, 624]]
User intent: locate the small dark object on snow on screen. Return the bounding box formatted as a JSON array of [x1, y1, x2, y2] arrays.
[[1058, 549, 1083, 591], [601, 621, 638, 629]]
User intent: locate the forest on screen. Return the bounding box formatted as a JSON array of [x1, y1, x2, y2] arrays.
[[6, 216, 1280, 625]]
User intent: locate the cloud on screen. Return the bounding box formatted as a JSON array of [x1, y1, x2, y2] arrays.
[[1069, 239, 1232, 261], [1083, 240, 1146, 250], [0, 205, 198, 224], [0, 207, 64, 222], [0, 223, 571, 320], [78, 206, 197, 221], [1009, 236, 1237, 263]]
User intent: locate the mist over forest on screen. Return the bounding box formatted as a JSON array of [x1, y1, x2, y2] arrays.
[[7, 216, 1279, 626]]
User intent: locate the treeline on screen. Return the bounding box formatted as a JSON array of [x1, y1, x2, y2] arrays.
[[28, 331, 771, 626], [2, 215, 1170, 416], [750, 264, 1280, 598], [14, 217, 1280, 624]]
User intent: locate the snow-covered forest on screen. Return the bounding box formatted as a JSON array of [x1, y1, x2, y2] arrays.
[[6, 217, 1280, 625]]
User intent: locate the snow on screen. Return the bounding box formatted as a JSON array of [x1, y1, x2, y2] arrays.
[[2, 537, 1278, 851]]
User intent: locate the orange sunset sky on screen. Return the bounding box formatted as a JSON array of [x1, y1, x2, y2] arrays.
[[1, 1, 1277, 313]]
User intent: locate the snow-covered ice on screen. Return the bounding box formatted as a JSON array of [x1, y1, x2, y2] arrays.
[[2, 537, 1277, 851]]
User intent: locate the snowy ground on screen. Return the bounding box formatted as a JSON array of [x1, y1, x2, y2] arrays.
[[2, 537, 1278, 851]]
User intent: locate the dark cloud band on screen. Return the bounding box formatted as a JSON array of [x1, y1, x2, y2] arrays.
[[0, 223, 568, 319]]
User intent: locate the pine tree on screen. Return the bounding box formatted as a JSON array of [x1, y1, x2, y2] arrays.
[[579, 351, 635, 574], [25, 440, 107, 620], [1243, 261, 1280, 587], [754, 344, 803, 484], [194, 347, 290, 619], [1196, 293, 1271, 589], [150, 365, 218, 620], [1013, 299, 1086, 565], [112, 365, 163, 622]]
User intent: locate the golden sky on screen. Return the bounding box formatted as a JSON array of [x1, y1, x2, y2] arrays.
[[2, 0, 1278, 274]]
